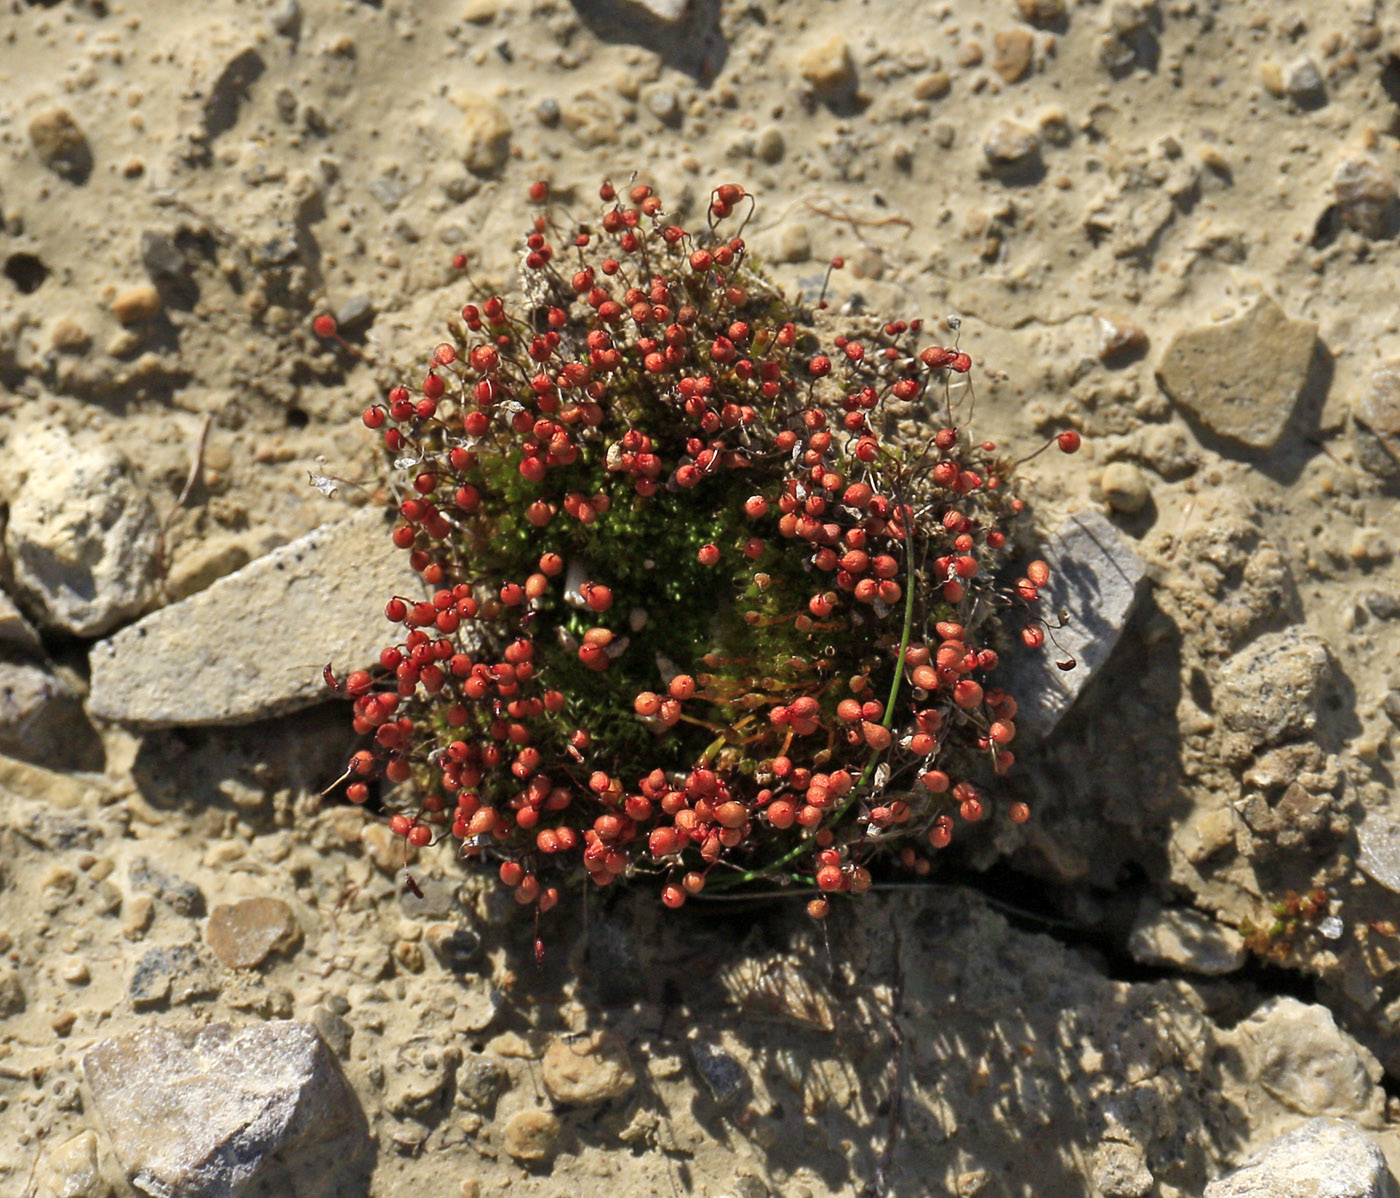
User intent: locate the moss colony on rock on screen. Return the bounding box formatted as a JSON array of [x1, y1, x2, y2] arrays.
[[327, 180, 1077, 920]]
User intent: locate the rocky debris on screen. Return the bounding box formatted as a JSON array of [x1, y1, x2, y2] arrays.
[[28, 108, 92, 183], [1214, 628, 1333, 747], [1100, 461, 1150, 514], [1205, 1118, 1390, 1198], [130, 858, 205, 916], [457, 95, 512, 175], [333, 294, 376, 336], [205, 897, 301, 969], [1353, 359, 1400, 479], [424, 923, 482, 972], [797, 34, 855, 94], [1001, 508, 1148, 738], [36, 1130, 110, 1198], [541, 1032, 636, 1105], [501, 1109, 560, 1162], [0, 591, 42, 653], [1, 429, 161, 637], [1156, 295, 1318, 451], [128, 944, 217, 1009], [1128, 901, 1246, 975], [88, 508, 425, 728], [982, 118, 1040, 168], [84, 1022, 367, 1198], [1333, 156, 1399, 239], [992, 29, 1035, 83]]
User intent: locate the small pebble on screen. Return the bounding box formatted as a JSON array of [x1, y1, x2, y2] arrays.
[[982, 119, 1039, 167], [502, 1109, 560, 1162], [112, 284, 162, 325], [644, 86, 680, 123], [1015, 0, 1065, 25], [992, 29, 1034, 83], [756, 126, 786, 163], [913, 71, 951, 100], [1333, 156, 1397, 239], [542, 1032, 637, 1105], [798, 34, 855, 93], [122, 894, 155, 939], [457, 95, 511, 174], [1101, 462, 1150, 514], [61, 957, 90, 985], [956, 42, 984, 68], [48, 318, 91, 353], [1283, 56, 1325, 103], [29, 108, 92, 182], [206, 897, 301, 969], [1095, 312, 1147, 360]]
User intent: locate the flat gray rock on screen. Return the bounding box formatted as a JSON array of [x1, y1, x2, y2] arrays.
[[1156, 294, 1318, 451], [83, 1022, 368, 1198], [88, 508, 424, 728], [1204, 1117, 1390, 1198], [1002, 508, 1149, 738]]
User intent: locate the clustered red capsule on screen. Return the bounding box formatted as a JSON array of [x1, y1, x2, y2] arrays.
[[331, 179, 1073, 925]]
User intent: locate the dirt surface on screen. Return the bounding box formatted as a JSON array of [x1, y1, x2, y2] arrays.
[[3, 0, 1400, 1195]]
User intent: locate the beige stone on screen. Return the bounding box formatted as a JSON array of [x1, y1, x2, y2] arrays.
[[206, 897, 301, 969], [798, 34, 854, 93], [542, 1031, 637, 1104], [502, 1109, 560, 1162], [112, 284, 162, 325]]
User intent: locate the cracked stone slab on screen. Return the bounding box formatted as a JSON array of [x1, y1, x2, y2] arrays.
[[1002, 508, 1149, 739], [1156, 294, 1318, 451], [88, 508, 424, 729]]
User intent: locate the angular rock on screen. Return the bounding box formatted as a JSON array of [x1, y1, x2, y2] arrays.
[[1156, 295, 1318, 451], [992, 29, 1035, 83], [1204, 1117, 1389, 1198], [456, 1054, 508, 1112], [88, 508, 425, 728], [1214, 628, 1332, 746], [798, 34, 855, 94], [689, 1038, 749, 1108], [1, 429, 161, 637], [542, 1032, 636, 1104], [1334, 156, 1399, 239], [1356, 813, 1400, 896], [130, 858, 205, 916], [1128, 901, 1246, 975], [83, 1022, 368, 1198], [1353, 358, 1400, 480], [982, 118, 1039, 167], [37, 1130, 110, 1198], [205, 897, 301, 969], [1000, 508, 1148, 738], [128, 944, 217, 1009], [1235, 997, 1385, 1124]]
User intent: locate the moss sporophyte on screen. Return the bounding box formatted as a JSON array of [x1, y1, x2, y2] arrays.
[[318, 179, 1081, 924]]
